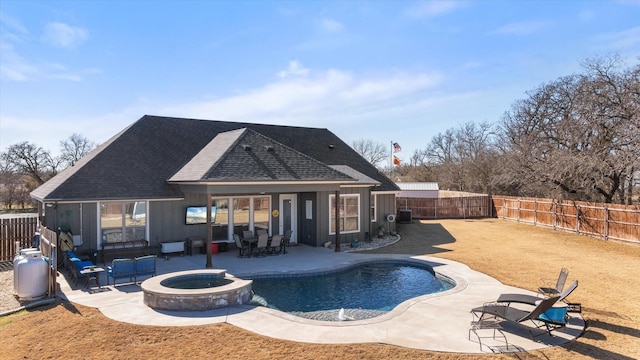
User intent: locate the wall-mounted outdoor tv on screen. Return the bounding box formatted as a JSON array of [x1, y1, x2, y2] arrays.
[[185, 206, 216, 225]]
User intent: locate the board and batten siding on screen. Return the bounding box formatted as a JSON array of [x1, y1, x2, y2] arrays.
[[42, 202, 98, 250], [316, 187, 374, 246], [373, 192, 397, 226]]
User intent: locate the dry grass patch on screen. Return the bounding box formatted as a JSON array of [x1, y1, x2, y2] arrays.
[[1, 218, 639, 359]]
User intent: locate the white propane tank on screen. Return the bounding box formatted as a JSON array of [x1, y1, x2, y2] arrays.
[[15, 251, 48, 300], [13, 248, 40, 292]]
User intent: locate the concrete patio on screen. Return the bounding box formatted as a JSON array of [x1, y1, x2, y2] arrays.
[[57, 244, 584, 354]]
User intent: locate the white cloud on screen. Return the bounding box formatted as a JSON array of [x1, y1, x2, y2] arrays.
[[489, 20, 552, 36], [160, 64, 443, 132], [0, 17, 97, 82], [319, 17, 344, 33], [0, 12, 29, 41], [0, 42, 98, 82], [42, 22, 88, 48], [578, 10, 596, 23], [278, 60, 310, 78], [0, 43, 36, 81], [597, 26, 640, 49], [407, 1, 464, 18]]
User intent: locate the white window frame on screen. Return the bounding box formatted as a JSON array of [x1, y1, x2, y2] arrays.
[[211, 195, 271, 239], [97, 201, 149, 245], [329, 193, 360, 235], [370, 192, 377, 223]]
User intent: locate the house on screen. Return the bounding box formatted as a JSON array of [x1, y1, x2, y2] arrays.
[[31, 115, 399, 255]]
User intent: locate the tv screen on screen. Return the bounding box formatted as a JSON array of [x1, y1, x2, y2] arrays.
[[185, 206, 216, 225]]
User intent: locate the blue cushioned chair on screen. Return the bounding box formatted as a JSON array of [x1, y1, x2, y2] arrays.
[[134, 255, 157, 282], [107, 258, 136, 287], [69, 257, 95, 286]]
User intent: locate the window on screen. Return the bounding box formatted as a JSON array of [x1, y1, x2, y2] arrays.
[[253, 196, 270, 234], [210, 199, 229, 241], [370, 193, 377, 222], [211, 195, 270, 239], [100, 201, 147, 243], [232, 198, 250, 235], [329, 194, 360, 234]]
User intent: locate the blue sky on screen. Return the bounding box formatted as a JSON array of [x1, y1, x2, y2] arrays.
[[1, 1, 639, 163]]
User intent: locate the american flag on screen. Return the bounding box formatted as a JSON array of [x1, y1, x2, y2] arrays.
[[393, 142, 402, 153]]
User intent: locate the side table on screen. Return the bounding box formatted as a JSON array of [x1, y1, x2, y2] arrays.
[[80, 266, 105, 288]]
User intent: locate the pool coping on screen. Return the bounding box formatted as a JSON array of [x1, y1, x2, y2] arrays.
[[56, 246, 585, 354]]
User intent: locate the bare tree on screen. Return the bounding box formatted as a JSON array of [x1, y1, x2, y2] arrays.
[[0, 153, 20, 209], [499, 55, 639, 203], [4, 142, 57, 187], [60, 133, 96, 167], [421, 122, 499, 193], [351, 139, 388, 168]]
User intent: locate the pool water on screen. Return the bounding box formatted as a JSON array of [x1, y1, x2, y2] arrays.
[[249, 261, 454, 313], [160, 274, 233, 289]]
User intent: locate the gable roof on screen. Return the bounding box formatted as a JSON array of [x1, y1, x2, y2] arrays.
[[32, 115, 399, 202], [170, 128, 354, 183]]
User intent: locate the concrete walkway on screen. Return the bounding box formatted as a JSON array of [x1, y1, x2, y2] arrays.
[[58, 245, 584, 354]]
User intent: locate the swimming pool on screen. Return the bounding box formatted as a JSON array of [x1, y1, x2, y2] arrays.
[[249, 261, 454, 319]]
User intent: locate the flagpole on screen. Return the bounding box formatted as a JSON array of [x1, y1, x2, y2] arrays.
[[390, 141, 393, 175]]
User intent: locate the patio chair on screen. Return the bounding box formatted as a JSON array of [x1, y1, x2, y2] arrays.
[[472, 296, 566, 338], [134, 255, 157, 282], [539, 267, 569, 297], [497, 280, 578, 307], [69, 257, 96, 286], [243, 230, 256, 241], [269, 234, 282, 254], [234, 234, 251, 258], [253, 234, 269, 257], [107, 258, 136, 287], [280, 229, 292, 254]]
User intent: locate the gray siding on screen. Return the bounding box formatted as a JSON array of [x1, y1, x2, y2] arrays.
[[149, 197, 199, 244], [43, 202, 98, 252], [52, 189, 395, 253], [317, 187, 371, 247], [82, 203, 98, 249], [371, 193, 397, 235]]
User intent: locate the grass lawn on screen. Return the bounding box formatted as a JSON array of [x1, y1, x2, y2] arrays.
[[1, 218, 639, 359]]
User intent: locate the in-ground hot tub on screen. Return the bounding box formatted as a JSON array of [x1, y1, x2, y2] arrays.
[[141, 269, 252, 311]]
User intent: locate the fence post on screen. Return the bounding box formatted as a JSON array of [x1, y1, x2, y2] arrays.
[[534, 200, 537, 226], [576, 204, 581, 234], [434, 199, 437, 220], [463, 197, 466, 219], [604, 207, 609, 241]]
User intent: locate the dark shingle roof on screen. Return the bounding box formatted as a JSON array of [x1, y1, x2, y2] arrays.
[[170, 128, 354, 183], [31, 115, 399, 201]]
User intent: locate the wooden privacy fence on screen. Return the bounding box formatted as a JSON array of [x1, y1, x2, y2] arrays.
[[38, 224, 58, 298], [0, 215, 57, 298], [0, 215, 39, 262], [396, 195, 491, 219], [492, 196, 640, 245]]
